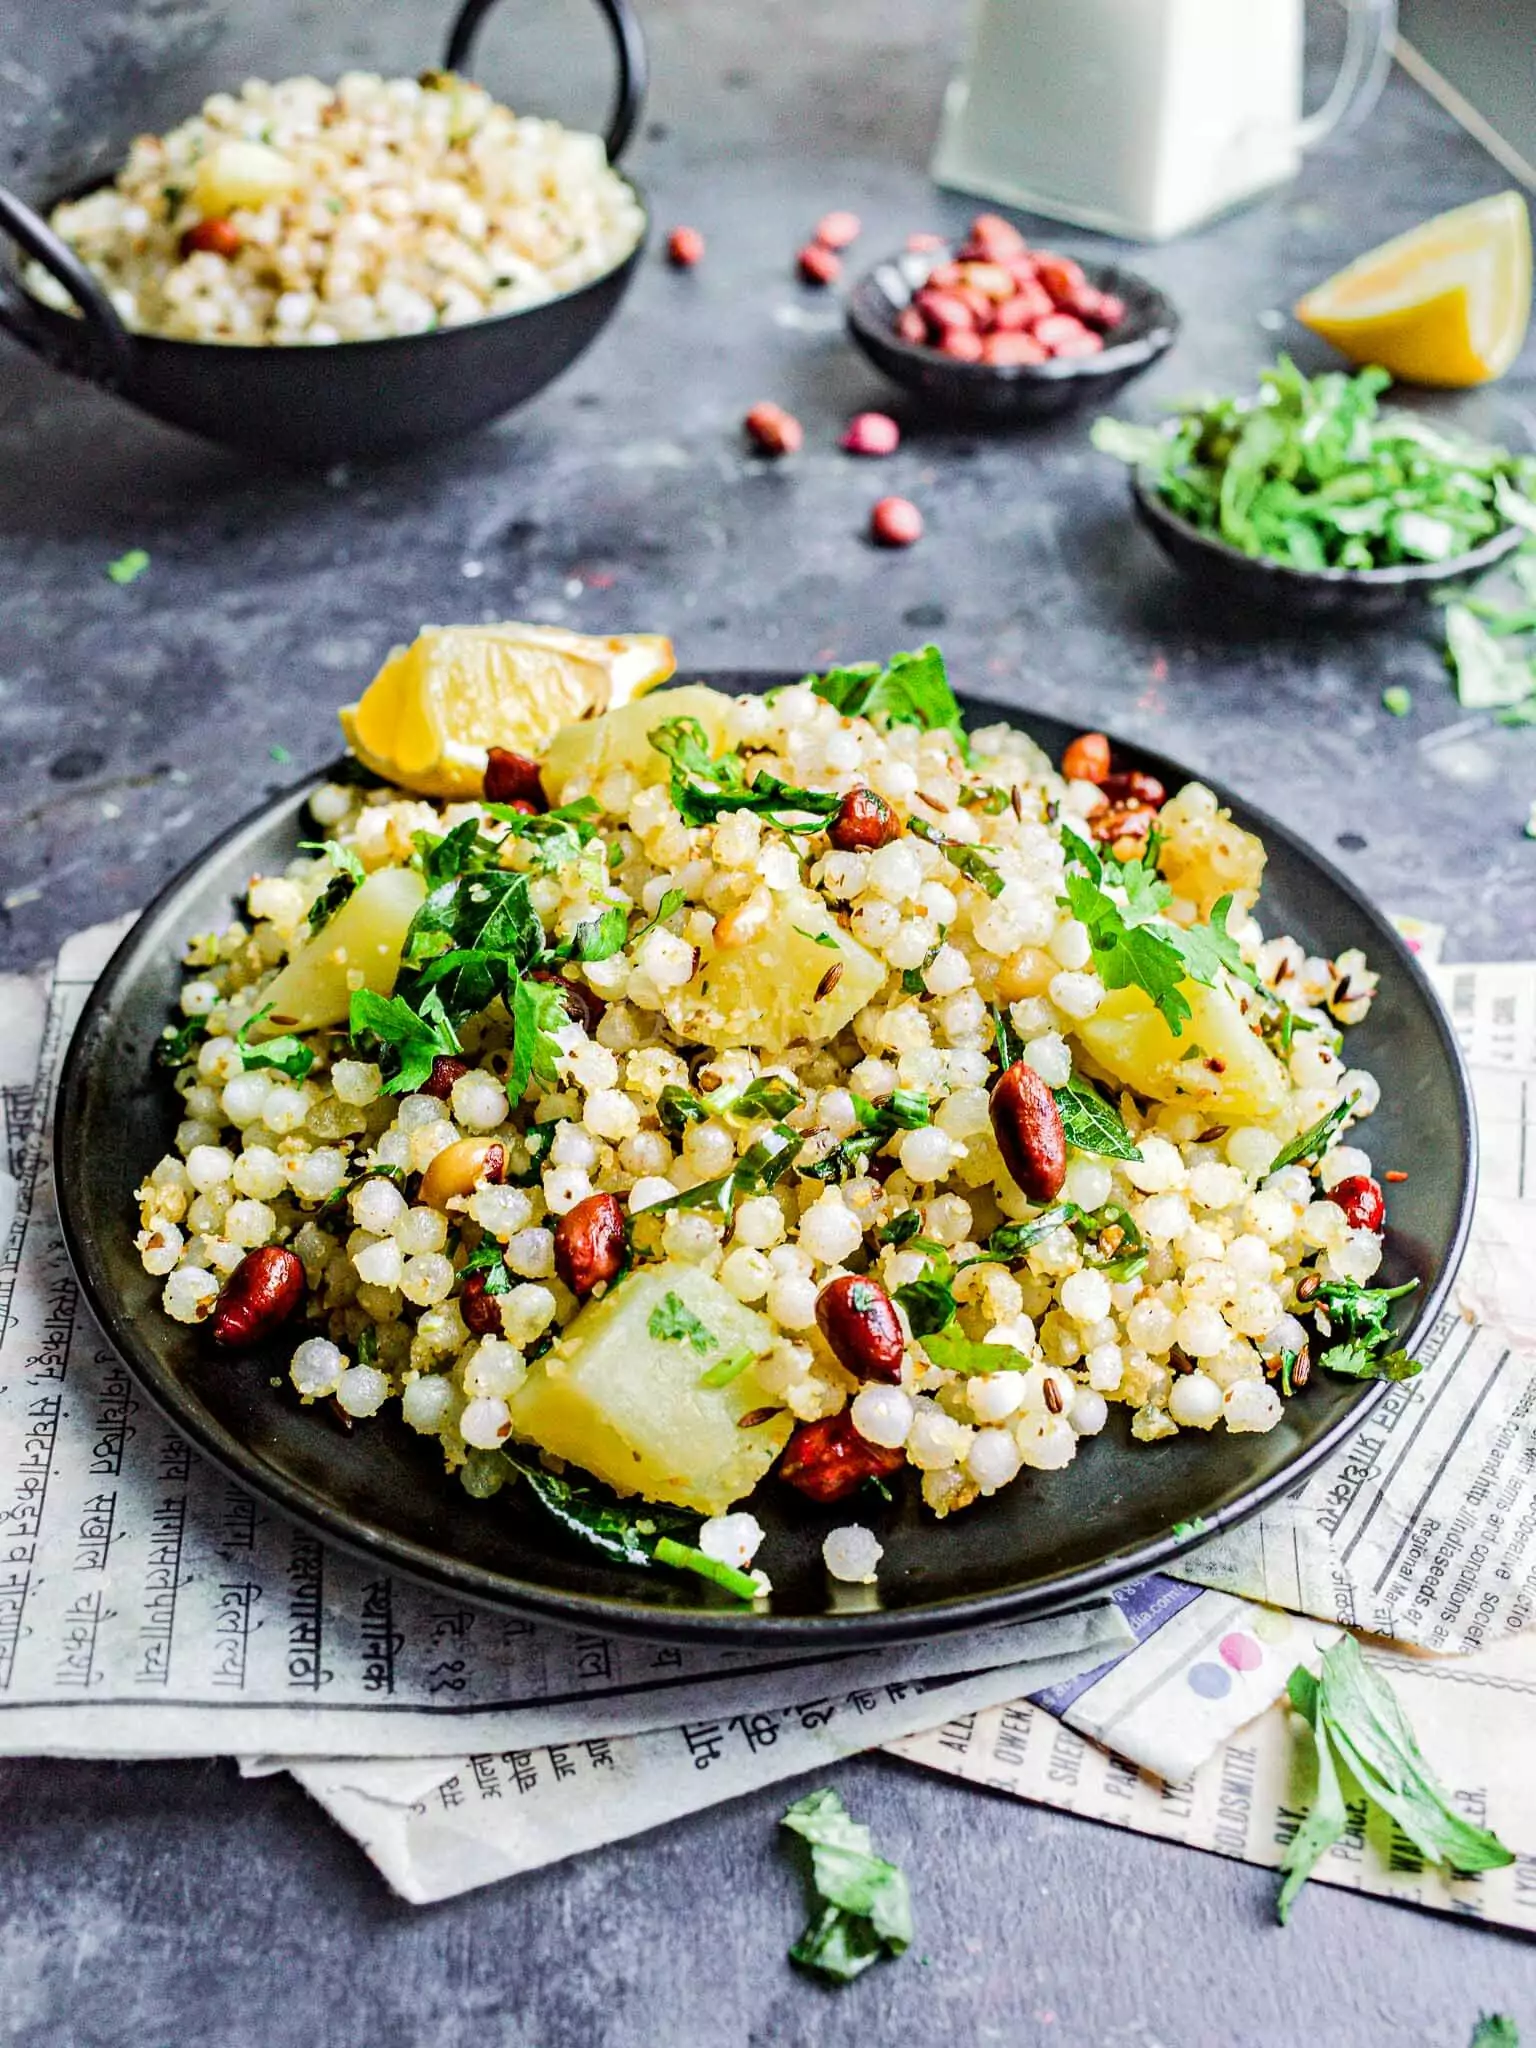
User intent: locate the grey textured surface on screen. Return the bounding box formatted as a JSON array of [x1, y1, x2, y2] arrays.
[[1, 2, 1534, 2042]]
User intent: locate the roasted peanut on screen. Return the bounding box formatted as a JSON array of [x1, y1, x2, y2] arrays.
[[483, 747, 546, 808], [838, 412, 900, 458], [1061, 732, 1112, 785], [815, 1275, 905, 1384], [870, 496, 923, 547], [1091, 804, 1155, 848], [778, 1412, 905, 1502], [553, 1191, 627, 1297], [712, 884, 773, 949], [458, 1269, 506, 1337], [666, 224, 705, 267], [1099, 769, 1165, 810], [828, 787, 900, 851], [211, 1246, 305, 1348], [419, 1138, 507, 1210], [180, 216, 241, 259], [421, 1054, 469, 1101], [744, 402, 802, 456], [815, 209, 862, 250], [990, 1060, 1067, 1202], [1328, 1175, 1385, 1233], [797, 242, 841, 285]]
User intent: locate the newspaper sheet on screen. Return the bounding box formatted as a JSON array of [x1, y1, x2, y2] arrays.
[[1173, 961, 1536, 1653], [0, 936, 1121, 1757], [894, 1621, 1536, 1935]]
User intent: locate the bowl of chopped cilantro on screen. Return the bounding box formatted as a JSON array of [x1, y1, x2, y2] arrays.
[[1094, 357, 1536, 618]]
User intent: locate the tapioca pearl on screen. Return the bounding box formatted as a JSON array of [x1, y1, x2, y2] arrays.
[[542, 1166, 593, 1215], [184, 1145, 234, 1193], [287, 1337, 345, 1399], [871, 759, 919, 806], [1085, 1341, 1124, 1392], [1124, 1137, 1185, 1195], [197, 1035, 244, 1086], [183, 1084, 224, 1125], [1047, 918, 1092, 971], [1175, 1303, 1230, 1358], [852, 900, 901, 950], [1264, 1165, 1315, 1210], [450, 1071, 509, 1132], [884, 920, 939, 972], [1016, 1363, 1076, 1414], [766, 1273, 819, 1330], [682, 1121, 737, 1177], [896, 1047, 945, 1092], [1205, 1339, 1262, 1389], [935, 1087, 991, 1141], [1028, 1227, 1082, 1280], [661, 1212, 721, 1264], [966, 1426, 1022, 1494], [713, 810, 763, 868], [1225, 1234, 1274, 1285], [769, 1243, 814, 1278], [400, 1253, 455, 1307], [330, 1059, 382, 1107], [220, 1074, 272, 1128], [1300, 1200, 1350, 1251], [815, 1090, 859, 1140], [335, 1365, 390, 1418], [851, 1384, 915, 1448], [261, 1084, 312, 1136], [1289, 1037, 1343, 1090], [459, 1396, 512, 1449], [353, 1235, 404, 1288], [179, 979, 221, 1018], [906, 1402, 974, 1471], [401, 1373, 456, 1435], [1186, 1162, 1246, 1212], [1224, 1380, 1283, 1433], [186, 1191, 232, 1236], [1048, 971, 1104, 1022], [409, 1119, 460, 1174], [223, 1199, 277, 1249], [1069, 1387, 1108, 1435], [414, 1305, 467, 1355], [581, 1090, 639, 1143], [1063, 1159, 1113, 1213], [733, 1196, 786, 1250], [1059, 1268, 1112, 1326], [919, 880, 958, 927], [137, 1221, 186, 1276], [938, 990, 987, 1044], [396, 1206, 449, 1255], [374, 1130, 412, 1173], [487, 1281, 547, 1350], [1342, 1069, 1380, 1116], [308, 782, 353, 827], [388, 1093, 439, 1133], [867, 840, 925, 904], [759, 843, 800, 891], [1318, 1144, 1373, 1192], [967, 1371, 1026, 1424], [1014, 1413, 1078, 1470], [506, 1227, 556, 1279], [847, 1058, 898, 1103], [1021, 1033, 1071, 1088], [288, 1148, 350, 1203], [617, 1130, 671, 1178], [638, 928, 696, 990], [467, 1185, 533, 1241], [923, 1193, 973, 1247], [348, 1176, 403, 1235], [1180, 1257, 1235, 1305], [567, 1040, 620, 1093], [1243, 1191, 1296, 1245], [1168, 1370, 1223, 1429], [720, 1246, 773, 1303], [945, 1047, 993, 1089], [880, 1005, 933, 1057], [1228, 1284, 1284, 1338], [1323, 1229, 1384, 1285], [1225, 1126, 1281, 1178], [822, 1524, 883, 1585], [921, 945, 971, 998], [817, 850, 870, 902], [898, 1126, 955, 1181], [797, 1197, 864, 1266], [462, 1338, 528, 1400], [1260, 1313, 1310, 1360], [755, 1339, 815, 1398]]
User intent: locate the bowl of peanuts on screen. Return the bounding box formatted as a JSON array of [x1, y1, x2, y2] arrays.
[[845, 213, 1178, 421]]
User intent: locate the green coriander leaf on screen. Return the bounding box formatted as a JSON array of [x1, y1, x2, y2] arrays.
[[921, 1328, 1028, 1376], [1053, 1078, 1142, 1161], [878, 1209, 922, 1247], [893, 1276, 957, 1338], [566, 904, 630, 962], [1381, 684, 1413, 717], [233, 1003, 315, 1081], [298, 839, 366, 934], [907, 816, 1003, 896], [1470, 2018, 1520, 2048], [485, 799, 601, 873], [399, 869, 543, 1026], [1165, 893, 1264, 992], [1270, 1099, 1354, 1170], [509, 974, 568, 1100], [1277, 1665, 1350, 1923], [154, 1015, 207, 1072], [1064, 866, 1192, 1035], [1318, 1340, 1420, 1382], [781, 1788, 912, 1984], [349, 987, 461, 1095], [647, 1289, 718, 1355], [1446, 603, 1536, 710], [810, 644, 970, 764], [628, 887, 687, 948], [461, 1240, 513, 1294], [106, 548, 150, 585], [269, 743, 291, 764]]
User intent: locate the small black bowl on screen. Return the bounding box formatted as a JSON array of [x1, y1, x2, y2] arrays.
[[0, 0, 648, 463], [845, 246, 1178, 421], [1131, 470, 1527, 620]]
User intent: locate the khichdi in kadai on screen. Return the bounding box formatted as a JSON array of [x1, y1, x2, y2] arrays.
[[134, 632, 1411, 1599]]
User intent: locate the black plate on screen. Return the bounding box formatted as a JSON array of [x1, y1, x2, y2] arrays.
[[1131, 470, 1526, 620], [54, 675, 1475, 1645], [845, 248, 1178, 421]]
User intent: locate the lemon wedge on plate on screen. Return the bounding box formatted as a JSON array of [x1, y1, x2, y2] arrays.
[[339, 623, 676, 798], [1294, 191, 1532, 387]]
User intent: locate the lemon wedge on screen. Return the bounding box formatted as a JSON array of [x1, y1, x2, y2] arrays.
[[339, 623, 676, 798], [1294, 191, 1532, 387]]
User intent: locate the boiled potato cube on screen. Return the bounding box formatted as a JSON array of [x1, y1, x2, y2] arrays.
[[1156, 782, 1267, 921], [193, 140, 301, 216], [1073, 979, 1288, 1122], [661, 884, 884, 1052], [253, 867, 426, 1034], [542, 683, 736, 804], [506, 1264, 790, 1515]]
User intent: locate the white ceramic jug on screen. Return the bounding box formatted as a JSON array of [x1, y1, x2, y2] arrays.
[[932, 0, 1398, 242]]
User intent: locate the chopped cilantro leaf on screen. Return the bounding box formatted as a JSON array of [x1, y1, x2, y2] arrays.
[[106, 548, 150, 585], [647, 1290, 718, 1355], [808, 644, 970, 765], [922, 1328, 1027, 1376], [907, 816, 1004, 897], [781, 1788, 913, 1985], [648, 717, 840, 833], [154, 1015, 207, 1072], [1053, 1078, 1142, 1161], [234, 1003, 315, 1081], [349, 987, 461, 1095], [1270, 1099, 1355, 1170]]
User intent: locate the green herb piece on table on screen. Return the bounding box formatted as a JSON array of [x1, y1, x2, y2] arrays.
[[1301, 1274, 1420, 1383], [809, 644, 971, 765], [233, 1003, 315, 1082], [269, 742, 291, 764], [647, 1290, 718, 1355], [1445, 604, 1536, 711], [1470, 2017, 1520, 2048], [1277, 1636, 1513, 1922], [1094, 357, 1536, 573], [1381, 685, 1413, 717], [106, 548, 150, 585], [781, 1788, 913, 1984], [1171, 1516, 1211, 1540]]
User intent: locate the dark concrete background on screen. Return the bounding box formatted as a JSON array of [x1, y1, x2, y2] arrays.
[[2, 2, 1534, 2042]]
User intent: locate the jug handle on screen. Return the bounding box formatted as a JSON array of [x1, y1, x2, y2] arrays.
[[444, 0, 648, 163], [0, 184, 133, 389], [1294, 0, 1398, 152]]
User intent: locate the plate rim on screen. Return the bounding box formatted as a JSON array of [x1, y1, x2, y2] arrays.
[[52, 676, 1479, 1644]]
